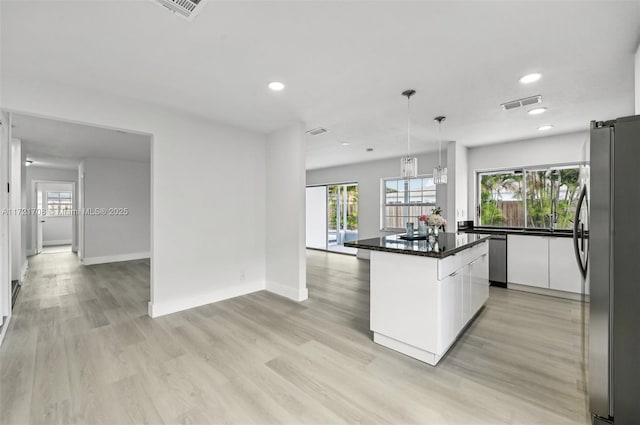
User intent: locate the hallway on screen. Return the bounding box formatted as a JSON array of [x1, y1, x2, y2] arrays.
[[0, 250, 150, 424]]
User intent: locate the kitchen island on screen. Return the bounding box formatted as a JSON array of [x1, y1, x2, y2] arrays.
[[345, 232, 491, 365]]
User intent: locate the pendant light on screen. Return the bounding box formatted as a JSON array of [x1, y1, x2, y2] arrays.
[[400, 89, 418, 179], [433, 116, 448, 185]]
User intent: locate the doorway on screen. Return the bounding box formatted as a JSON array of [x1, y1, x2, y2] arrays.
[[34, 181, 76, 255], [306, 183, 358, 255]]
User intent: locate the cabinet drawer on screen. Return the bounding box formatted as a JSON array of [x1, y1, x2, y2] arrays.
[[461, 241, 488, 265], [438, 254, 462, 280]]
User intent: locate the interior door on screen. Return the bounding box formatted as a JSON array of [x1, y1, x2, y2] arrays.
[[36, 189, 43, 254]]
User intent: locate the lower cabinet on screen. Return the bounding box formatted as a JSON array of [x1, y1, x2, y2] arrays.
[[438, 270, 463, 355], [370, 242, 490, 365], [507, 234, 587, 294], [507, 235, 549, 288], [470, 252, 489, 314], [549, 237, 586, 294], [437, 243, 489, 355]]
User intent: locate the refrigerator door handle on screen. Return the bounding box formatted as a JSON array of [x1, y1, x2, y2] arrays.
[[573, 184, 588, 279]]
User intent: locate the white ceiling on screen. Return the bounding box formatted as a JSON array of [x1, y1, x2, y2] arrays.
[[12, 114, 151, 170], [2, 1, 639, 170]]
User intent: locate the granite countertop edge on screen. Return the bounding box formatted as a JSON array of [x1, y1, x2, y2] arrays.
[[344, 233, 491, 259], [460, 227, 574, 238]]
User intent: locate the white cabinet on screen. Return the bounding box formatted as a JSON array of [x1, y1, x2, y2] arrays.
[[438, 270, 463, 355], [470, 253, 490, 314], [370, 240, 490, 365], [507, 234, 587, 295], [507, 235, 549, 288], [549, 237, 586, 294]]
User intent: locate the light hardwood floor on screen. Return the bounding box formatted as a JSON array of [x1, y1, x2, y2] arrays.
[[0, 249, 589, 424]]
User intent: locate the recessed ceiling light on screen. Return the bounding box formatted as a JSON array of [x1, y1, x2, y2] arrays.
[[340, 141, 350, 146], [519, 73, 542, 84], [268, 81, 285, 91], [538, 125, 554, 131], [528, 107, 547, 115]]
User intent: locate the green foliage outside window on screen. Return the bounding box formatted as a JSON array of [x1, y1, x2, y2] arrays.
[[328, 185, 358, 231], [479, 165, 582, 230]]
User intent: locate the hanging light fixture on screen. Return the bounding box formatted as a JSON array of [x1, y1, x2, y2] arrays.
[[433, 116, 448, 184], [400, 89, 418, 179]]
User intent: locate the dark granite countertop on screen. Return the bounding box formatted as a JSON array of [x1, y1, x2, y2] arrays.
[[344, 232, 491, 259], [459, 227, 574, 238]]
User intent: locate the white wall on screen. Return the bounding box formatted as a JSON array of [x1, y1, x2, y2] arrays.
[[25, 166, 78, 254], [307, 152, 444, 245], [2, 79, 273, 317], [40, 182, 73, 246], [10, 138, 24, 281], [305, 186, 327, 250], [467, 131, 588, 223], [266, 124, 307, 301], [0, 112, 11, 326], [82, 158, 150, 264], [635, 42, 640, 114]]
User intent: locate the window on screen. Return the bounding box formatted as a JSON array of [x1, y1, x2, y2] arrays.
[[47, 191, 73, 216], [382, 176, 436, 230], [477, 164, 585, 229], [478, 170, 524, 227]]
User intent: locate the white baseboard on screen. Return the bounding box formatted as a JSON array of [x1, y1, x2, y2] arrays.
[[266, 280, 308, 302], [148, 280, 265, 318], [27, 249, 37, 256], [83, 251, 150, 266], [507, 282, 589, 302], [43, 239, 72, 246]]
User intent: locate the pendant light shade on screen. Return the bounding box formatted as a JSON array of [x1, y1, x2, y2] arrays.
[[433, 116, 448, 185], [400, 89, 418, 179], [401, 156, 418, 178]]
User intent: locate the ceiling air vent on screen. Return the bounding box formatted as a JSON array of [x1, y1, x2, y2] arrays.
[[154, 0, 207, 21], [306, 128, 328, 136], [500, 95, 542, 111]]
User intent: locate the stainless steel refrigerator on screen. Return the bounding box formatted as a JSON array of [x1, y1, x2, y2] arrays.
[[585, 115, 640, 425]]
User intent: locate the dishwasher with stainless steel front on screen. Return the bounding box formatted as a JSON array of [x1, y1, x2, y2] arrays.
[[489, 234, 507, 287]]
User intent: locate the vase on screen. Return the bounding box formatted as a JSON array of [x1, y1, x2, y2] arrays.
[[418, 221, 427, 237], [406, 222, 414, 236], [427, 225, 439, 243]]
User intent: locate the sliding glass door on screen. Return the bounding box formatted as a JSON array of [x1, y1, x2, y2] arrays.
[[306, 183, 358, 255], [327, 184, 358, 254]]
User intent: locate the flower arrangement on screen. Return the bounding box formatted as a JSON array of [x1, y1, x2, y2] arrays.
[[419, 207, 447, 230]]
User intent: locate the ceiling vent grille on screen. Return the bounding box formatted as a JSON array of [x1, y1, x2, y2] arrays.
[[154, 0, 207, 21], [306, 128, 328, 136], [500, 95, 542, 111]]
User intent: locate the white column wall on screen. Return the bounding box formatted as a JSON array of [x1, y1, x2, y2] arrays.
[[266, 124, 307, 301]]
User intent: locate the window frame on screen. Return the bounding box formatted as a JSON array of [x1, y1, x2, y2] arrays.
[[475, 161, 587, 229], [46, 191, 73, 217], [381, 174, 437, 231]]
